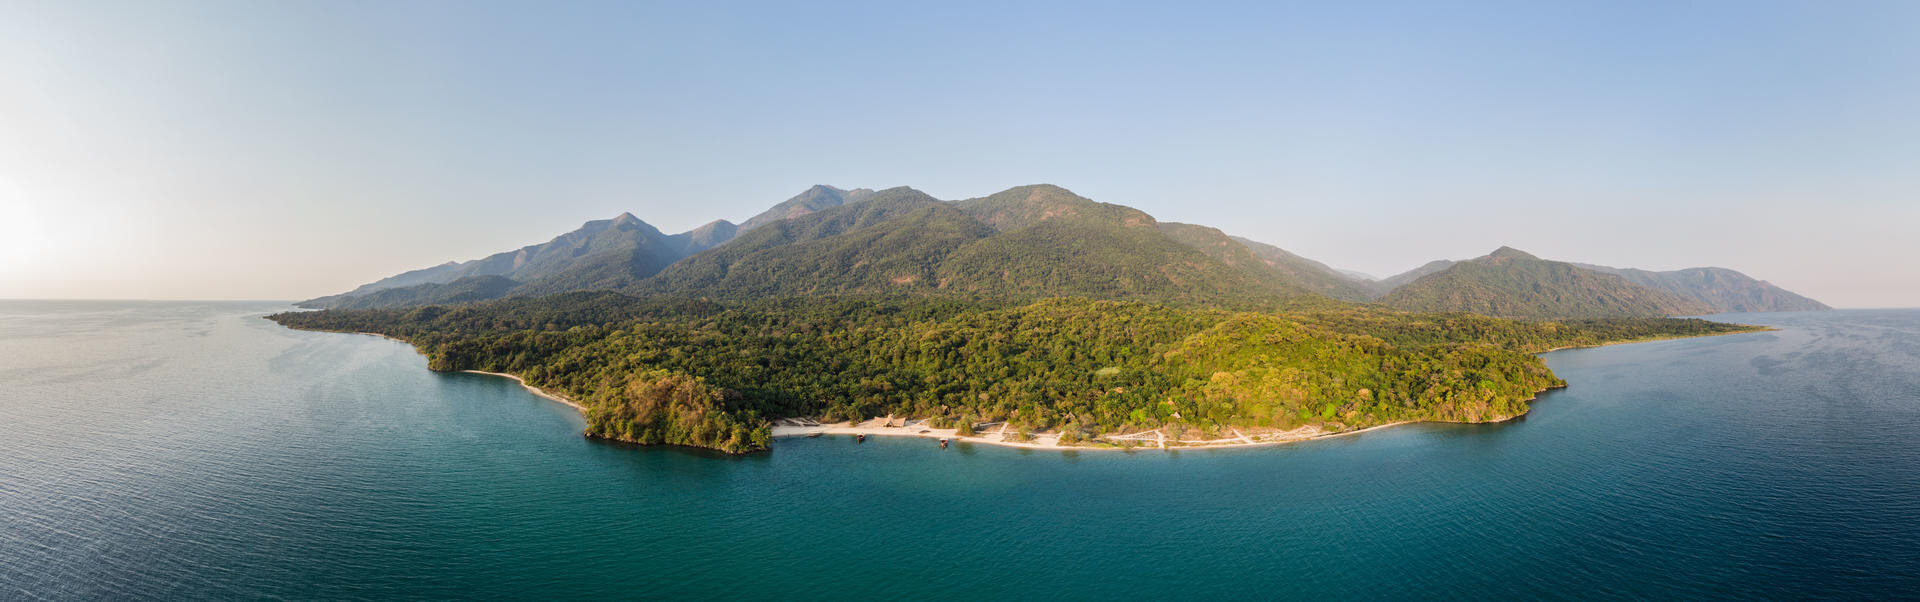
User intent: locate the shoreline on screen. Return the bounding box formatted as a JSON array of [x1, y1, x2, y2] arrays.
[[345, 331, 589, 413], [769, 419, 1421, 452], [352, 331, 411, 344], [340, 329, 1429, 452], [1534, 325, 1771, 354], [328, 325, 1729, 455], [459, 370, 587, 412], [345, 328, 1531, 453]]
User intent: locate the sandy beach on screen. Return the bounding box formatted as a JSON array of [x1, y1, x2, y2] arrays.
[[460, 370, 587, 412], [770, 418, 1418, 452]]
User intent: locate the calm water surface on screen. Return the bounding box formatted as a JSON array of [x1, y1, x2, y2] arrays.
[[2, 301, 1917, 599]]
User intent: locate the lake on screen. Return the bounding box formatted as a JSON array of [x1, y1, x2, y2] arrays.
[[3, 301, 1917, 599]]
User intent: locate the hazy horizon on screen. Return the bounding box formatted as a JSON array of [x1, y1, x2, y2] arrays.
[[4, 1, 1916, 307]]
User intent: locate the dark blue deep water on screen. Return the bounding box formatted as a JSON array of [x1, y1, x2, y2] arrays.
[[3, 301, 1918, 599]]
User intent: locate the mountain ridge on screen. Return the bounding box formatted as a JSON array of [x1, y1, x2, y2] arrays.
[[1380, 247, 1714, 318], [303, 185, 1827, 318], [1571, 263, 1831, 313]]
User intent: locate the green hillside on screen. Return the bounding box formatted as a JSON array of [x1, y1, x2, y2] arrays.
[[300, 212, 712, 308], [737, 184, 876, 231], [322, 275, 521, 310], [1368, 260, 1457, 299], [637, 187, 964, 295], [638, 184, 1316, 308], [1221, 234, 1373, 302], [1380, 247, 1713, 319], [1571, 264, 1830, 312], [933, 186, 1302, 306]]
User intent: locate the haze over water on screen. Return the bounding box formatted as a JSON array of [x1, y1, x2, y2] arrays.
[[3, 301, 1917, 598]]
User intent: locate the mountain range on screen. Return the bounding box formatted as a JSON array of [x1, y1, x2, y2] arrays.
[[301, 184, 1828, 318], [1376, 247, 1713, 319]]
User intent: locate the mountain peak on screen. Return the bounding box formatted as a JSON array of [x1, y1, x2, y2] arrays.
[[738, 185, 877, 232], [1383, 248, 1712, 318], [1486, 246, 1538, 261], [1008, 183, 1079, 199], [612, 212, 641, 224]]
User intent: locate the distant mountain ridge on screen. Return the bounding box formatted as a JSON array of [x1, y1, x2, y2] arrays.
[[639, 184, 1318, 306], [319, 275, 520, 310], [302, 185, 1828, 318], [1571, 263, 1831, 313], [1225, 235, 1373, 302], [300, 212, 692, 307], [1366, 260, 1457, 299], [305, 184, 1350, 310], [1379, 247, 1713, 319], [299, 186, 889, 308]]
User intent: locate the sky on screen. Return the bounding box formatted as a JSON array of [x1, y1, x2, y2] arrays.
[[1, 1, 1915, 307]]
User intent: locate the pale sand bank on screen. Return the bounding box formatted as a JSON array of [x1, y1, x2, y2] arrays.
[[770, 419, 1416, 452], [460, 370, 587, 412]]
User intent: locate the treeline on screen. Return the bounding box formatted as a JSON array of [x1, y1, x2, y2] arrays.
[[1298, 309, 1755, 353], [270, 293, 1757, 453]]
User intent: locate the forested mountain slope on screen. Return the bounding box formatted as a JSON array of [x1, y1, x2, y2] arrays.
[[1380, 247, 1713, 318], [318, 275, 521, 310], [640, 184, 1320, 307], [1367, 260, 1457, 299], [1223, 234, 1373, 302], [638, 189, 988, 297], [1571, 264, 1830, 312], [737, 184, 876, 231], [301, 212, 710, 308], [304, 183, 1826, 319]]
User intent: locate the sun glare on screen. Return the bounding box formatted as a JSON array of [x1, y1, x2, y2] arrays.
[[0, 183, 49, 285]]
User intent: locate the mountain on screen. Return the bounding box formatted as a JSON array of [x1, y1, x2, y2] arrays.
[[640, 184, 1314, 307], [670, 220, 738, 256], [311, 185, 897, 306], [302, 212, 718, 308], [1571, 264, 1830, 313], [639, 187, 973, 296], [311, 184, 1821, 318], [1379, 247, 1714, 319], [737, 185, 876, 232], [321, 275, 521, 310], [1222, 235, 1373, 302], [1151, 224, 1368, 301], [929, 185, 1306, 304], [1369, 260, 1458, 299]]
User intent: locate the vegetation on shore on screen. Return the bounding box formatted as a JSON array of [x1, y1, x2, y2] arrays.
[[269, 292, 1759, 453]]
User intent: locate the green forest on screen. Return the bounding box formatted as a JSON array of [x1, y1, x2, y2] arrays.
[[269, 292, 1757, 453]]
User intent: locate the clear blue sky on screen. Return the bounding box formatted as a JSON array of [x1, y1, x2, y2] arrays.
[[2, 0, 1915, 306]]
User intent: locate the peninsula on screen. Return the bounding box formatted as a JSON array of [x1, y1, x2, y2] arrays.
[[271, 184, 1788, 453]]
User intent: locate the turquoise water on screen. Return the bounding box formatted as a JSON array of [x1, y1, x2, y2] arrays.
[[3, 301, 1918, 599]]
